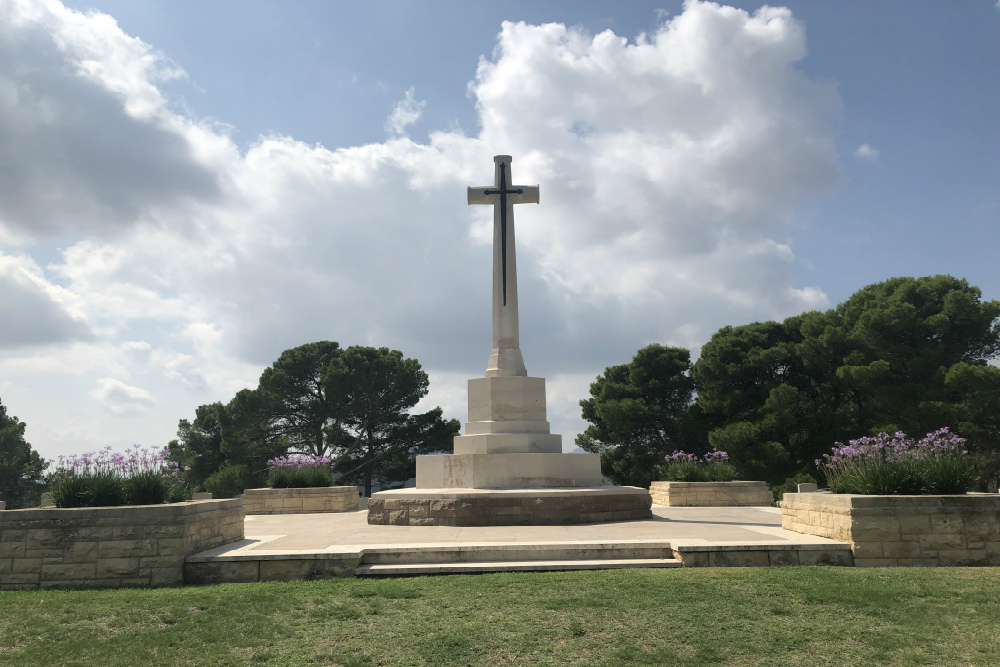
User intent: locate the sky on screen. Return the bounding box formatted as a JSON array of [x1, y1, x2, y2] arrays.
[[1, 0, 998, 461]]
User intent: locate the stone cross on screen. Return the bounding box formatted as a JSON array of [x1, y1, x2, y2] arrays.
[[468, 155, 539, 377]]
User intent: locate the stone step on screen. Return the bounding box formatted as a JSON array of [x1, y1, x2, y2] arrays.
[[359, 541, 675, 565], [356, 558, 683, 576]]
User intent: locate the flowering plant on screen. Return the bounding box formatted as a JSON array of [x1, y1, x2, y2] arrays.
[[661, 449, 738, 482], [49, 445, 191, 507], [266, 454, 334, 488], [817, 428, 976, 495]]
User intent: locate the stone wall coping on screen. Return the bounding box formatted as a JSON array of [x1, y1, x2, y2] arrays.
[[782, 493, 1000, 510], [0, 498, 241, 523], [242, 486, 358, 497], [187, 550, 364, 563], [650, 481, 768, 489], [674, 543, 852, 553], [373, 486, 648, 499]]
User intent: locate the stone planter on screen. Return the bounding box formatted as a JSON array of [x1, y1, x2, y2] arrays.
[[0, 499, 244, 590], [781, 492, 1000, 567], [649, 481, 773, 507], [242, 486, 359, 515]]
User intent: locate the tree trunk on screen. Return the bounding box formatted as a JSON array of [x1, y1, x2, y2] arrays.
[[364, 468, 373, 498]]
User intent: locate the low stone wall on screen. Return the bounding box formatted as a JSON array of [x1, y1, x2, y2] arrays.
[[0, 499, 244, 590], [674, 543, 854, 567], [186, 552, 360, 584], [781, 492, 1000, 567], [649, 481, 773, 507], [368, 487, 652, 526], [242, 486, 359, 515]]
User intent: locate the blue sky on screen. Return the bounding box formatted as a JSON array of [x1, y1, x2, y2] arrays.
[[1, 0, 998, 460]]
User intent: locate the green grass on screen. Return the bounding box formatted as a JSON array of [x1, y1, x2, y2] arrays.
[[1, 568, 998, 666]]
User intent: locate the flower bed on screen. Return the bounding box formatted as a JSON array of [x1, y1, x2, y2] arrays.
[[817, 429, 977, 495], [782, 428, 997, 566], [0, 499, 243, 590], [781, 492, 1000, 567], [266, 454, 335, 488], [49, 445, 189, 507], [650, 449, 769, 506], [661, 449, 739, 483]]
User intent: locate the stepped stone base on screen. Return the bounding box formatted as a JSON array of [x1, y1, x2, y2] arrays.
[[367, 487, 652, 526]]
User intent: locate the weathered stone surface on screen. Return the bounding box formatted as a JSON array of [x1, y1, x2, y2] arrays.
[[367, 488, 652, 526], [781, 492, 1000, 568], [709, 550, 770, 567], [184, 560, 259, 585], [768, 550, 800, 566], [649, 481, 772, 507], [241, 487, 360, 515], [0, 499, 243, 590]]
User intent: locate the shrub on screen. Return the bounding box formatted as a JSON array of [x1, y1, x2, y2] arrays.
[[123, 471, 168, 505], [660, 450, 738, 482], [49, 445, 189, 508], [205, 463, 253, 498], [817, 428, 977, 495], [50, 474, 93, 508], [266, 455, 333, 488]]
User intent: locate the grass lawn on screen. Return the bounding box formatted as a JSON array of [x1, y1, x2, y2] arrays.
[[1, 567, 998, 666]]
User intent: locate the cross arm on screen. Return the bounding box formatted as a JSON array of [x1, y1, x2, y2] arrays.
[[509, 185, 539, 205], [467, 186, 494, 205], [466, 185, 540, 205]]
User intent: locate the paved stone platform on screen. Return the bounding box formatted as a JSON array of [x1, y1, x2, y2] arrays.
[[184, 505, 853, 583]]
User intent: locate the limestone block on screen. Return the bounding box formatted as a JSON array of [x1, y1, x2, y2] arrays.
[[708, 550, 770, 567], [416, 452, 602, 489], [96, 558, 140, 578], [881, 541, 922, 559], [768, 550, 800, 566], [41, 562, 97, 580], [467, 376, 548, 423], [12, 558, 41, 573], [938, 549, 987, 566], [798, 549, 854, 567], [453, 433, 562, 455], [464, 419, 551, 435], [184, 561, 259, 585], [854, 558, 897, 568], [918, 533, 965, 550]]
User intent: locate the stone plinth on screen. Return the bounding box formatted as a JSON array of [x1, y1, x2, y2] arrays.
[[417, 452, 602, 489], [417, 375, 602, 489], [0, 499, 243, 590], [650, 481, 773, 507], [367, 487, 652, 526], [781, 492, 1000, 567], [242, 487, 359, 515]]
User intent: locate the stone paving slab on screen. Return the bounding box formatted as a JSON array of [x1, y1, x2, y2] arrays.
[[192, 505, 844, 559]]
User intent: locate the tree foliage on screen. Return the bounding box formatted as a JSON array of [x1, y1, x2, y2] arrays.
[[166, 402, 226, 492], [693, 275, 1000, 487], [324, 346, 459, 496], [576, 345, 698, 487], [168, 342, 457, 495], [0, 397, 47, 509]]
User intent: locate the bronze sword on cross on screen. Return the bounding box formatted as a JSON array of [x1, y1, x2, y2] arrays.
[[467, 156, 539, 306]]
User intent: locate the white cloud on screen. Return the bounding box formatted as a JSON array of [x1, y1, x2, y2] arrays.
[[89, 377, 155, 414], [0, 0, 842, 457], [854, 143, 879, 160], [0, 252, 91, 348], [384, 87, 426, 136]]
